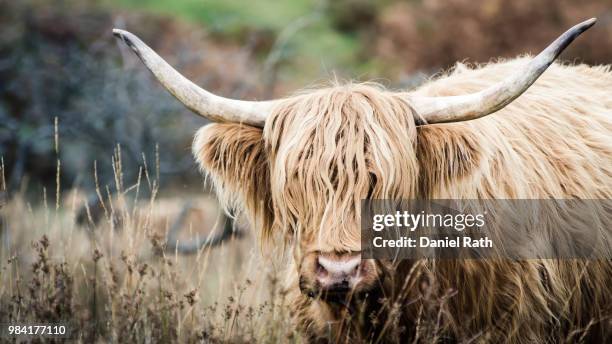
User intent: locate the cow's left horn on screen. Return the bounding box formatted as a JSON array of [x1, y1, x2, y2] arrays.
[[113, 29, 275, 127], [408, 18, 596, 124]]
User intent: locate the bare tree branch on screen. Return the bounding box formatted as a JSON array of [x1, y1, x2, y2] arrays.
[[164, 204, 243, 255]]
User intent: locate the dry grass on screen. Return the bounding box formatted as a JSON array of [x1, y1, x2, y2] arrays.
[[0, 136, 298, 343]]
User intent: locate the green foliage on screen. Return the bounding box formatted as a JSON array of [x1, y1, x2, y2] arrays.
[[109, 0, 313, 32], [106, 0, 377, 84]]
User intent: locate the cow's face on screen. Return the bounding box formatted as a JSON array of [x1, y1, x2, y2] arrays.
[[269, 84, 422, 301], [194, 84, 419, 302]]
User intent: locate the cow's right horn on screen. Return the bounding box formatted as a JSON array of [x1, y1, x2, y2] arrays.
[[113, 29, 275, 127], [407, 18, 596, 124]]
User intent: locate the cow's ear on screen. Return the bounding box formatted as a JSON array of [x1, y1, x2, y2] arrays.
[[192, 123, 273, 233], [416, 124, 483, 196]]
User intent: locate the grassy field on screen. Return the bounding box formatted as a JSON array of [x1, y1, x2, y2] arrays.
[[0, 146, 296, 342]]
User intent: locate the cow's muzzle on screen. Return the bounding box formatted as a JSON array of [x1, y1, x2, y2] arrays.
[[299, 251, 379, 304]]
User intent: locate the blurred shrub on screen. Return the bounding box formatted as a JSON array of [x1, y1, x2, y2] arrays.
[[375, 0, 612, 80], [327, 0, 381, 32], [0, 0, 265, 194], [110, 0, 372, 86]]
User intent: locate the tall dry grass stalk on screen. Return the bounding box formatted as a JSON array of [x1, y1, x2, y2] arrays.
[[0, 127, 297, 343]]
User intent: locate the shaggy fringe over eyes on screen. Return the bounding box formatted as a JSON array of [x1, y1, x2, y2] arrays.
[[192, 123, 274, 242], [263, 83, 419, 252]]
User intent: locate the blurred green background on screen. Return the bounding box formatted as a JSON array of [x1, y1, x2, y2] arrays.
[[2, 0, 612, 197], [108, 0, 372, 81]]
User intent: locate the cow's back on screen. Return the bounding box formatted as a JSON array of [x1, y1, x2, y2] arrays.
[[412, 59, 612, 342]]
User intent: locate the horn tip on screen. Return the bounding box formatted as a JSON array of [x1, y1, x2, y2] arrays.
[[582, 18, 597, 29], [112, 28, 125, 38], [112, 28, 139, 53], [567, 18, 597, 43]]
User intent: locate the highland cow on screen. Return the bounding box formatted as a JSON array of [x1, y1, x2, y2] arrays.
[[114, 18, 611, 342]]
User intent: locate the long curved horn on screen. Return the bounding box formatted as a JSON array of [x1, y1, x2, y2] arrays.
[[408, 18, 596, 124], [113, 29, 275, 127]]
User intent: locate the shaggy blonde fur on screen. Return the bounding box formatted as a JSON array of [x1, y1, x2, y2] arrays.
[[193, 58, 612, 342]]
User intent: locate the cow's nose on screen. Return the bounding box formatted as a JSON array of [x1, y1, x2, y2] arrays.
[[315, 252, 363, 296]]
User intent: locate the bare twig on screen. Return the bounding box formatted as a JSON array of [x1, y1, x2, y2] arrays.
[[261, 1, 326, 97], [165, 205, 243, 255]]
